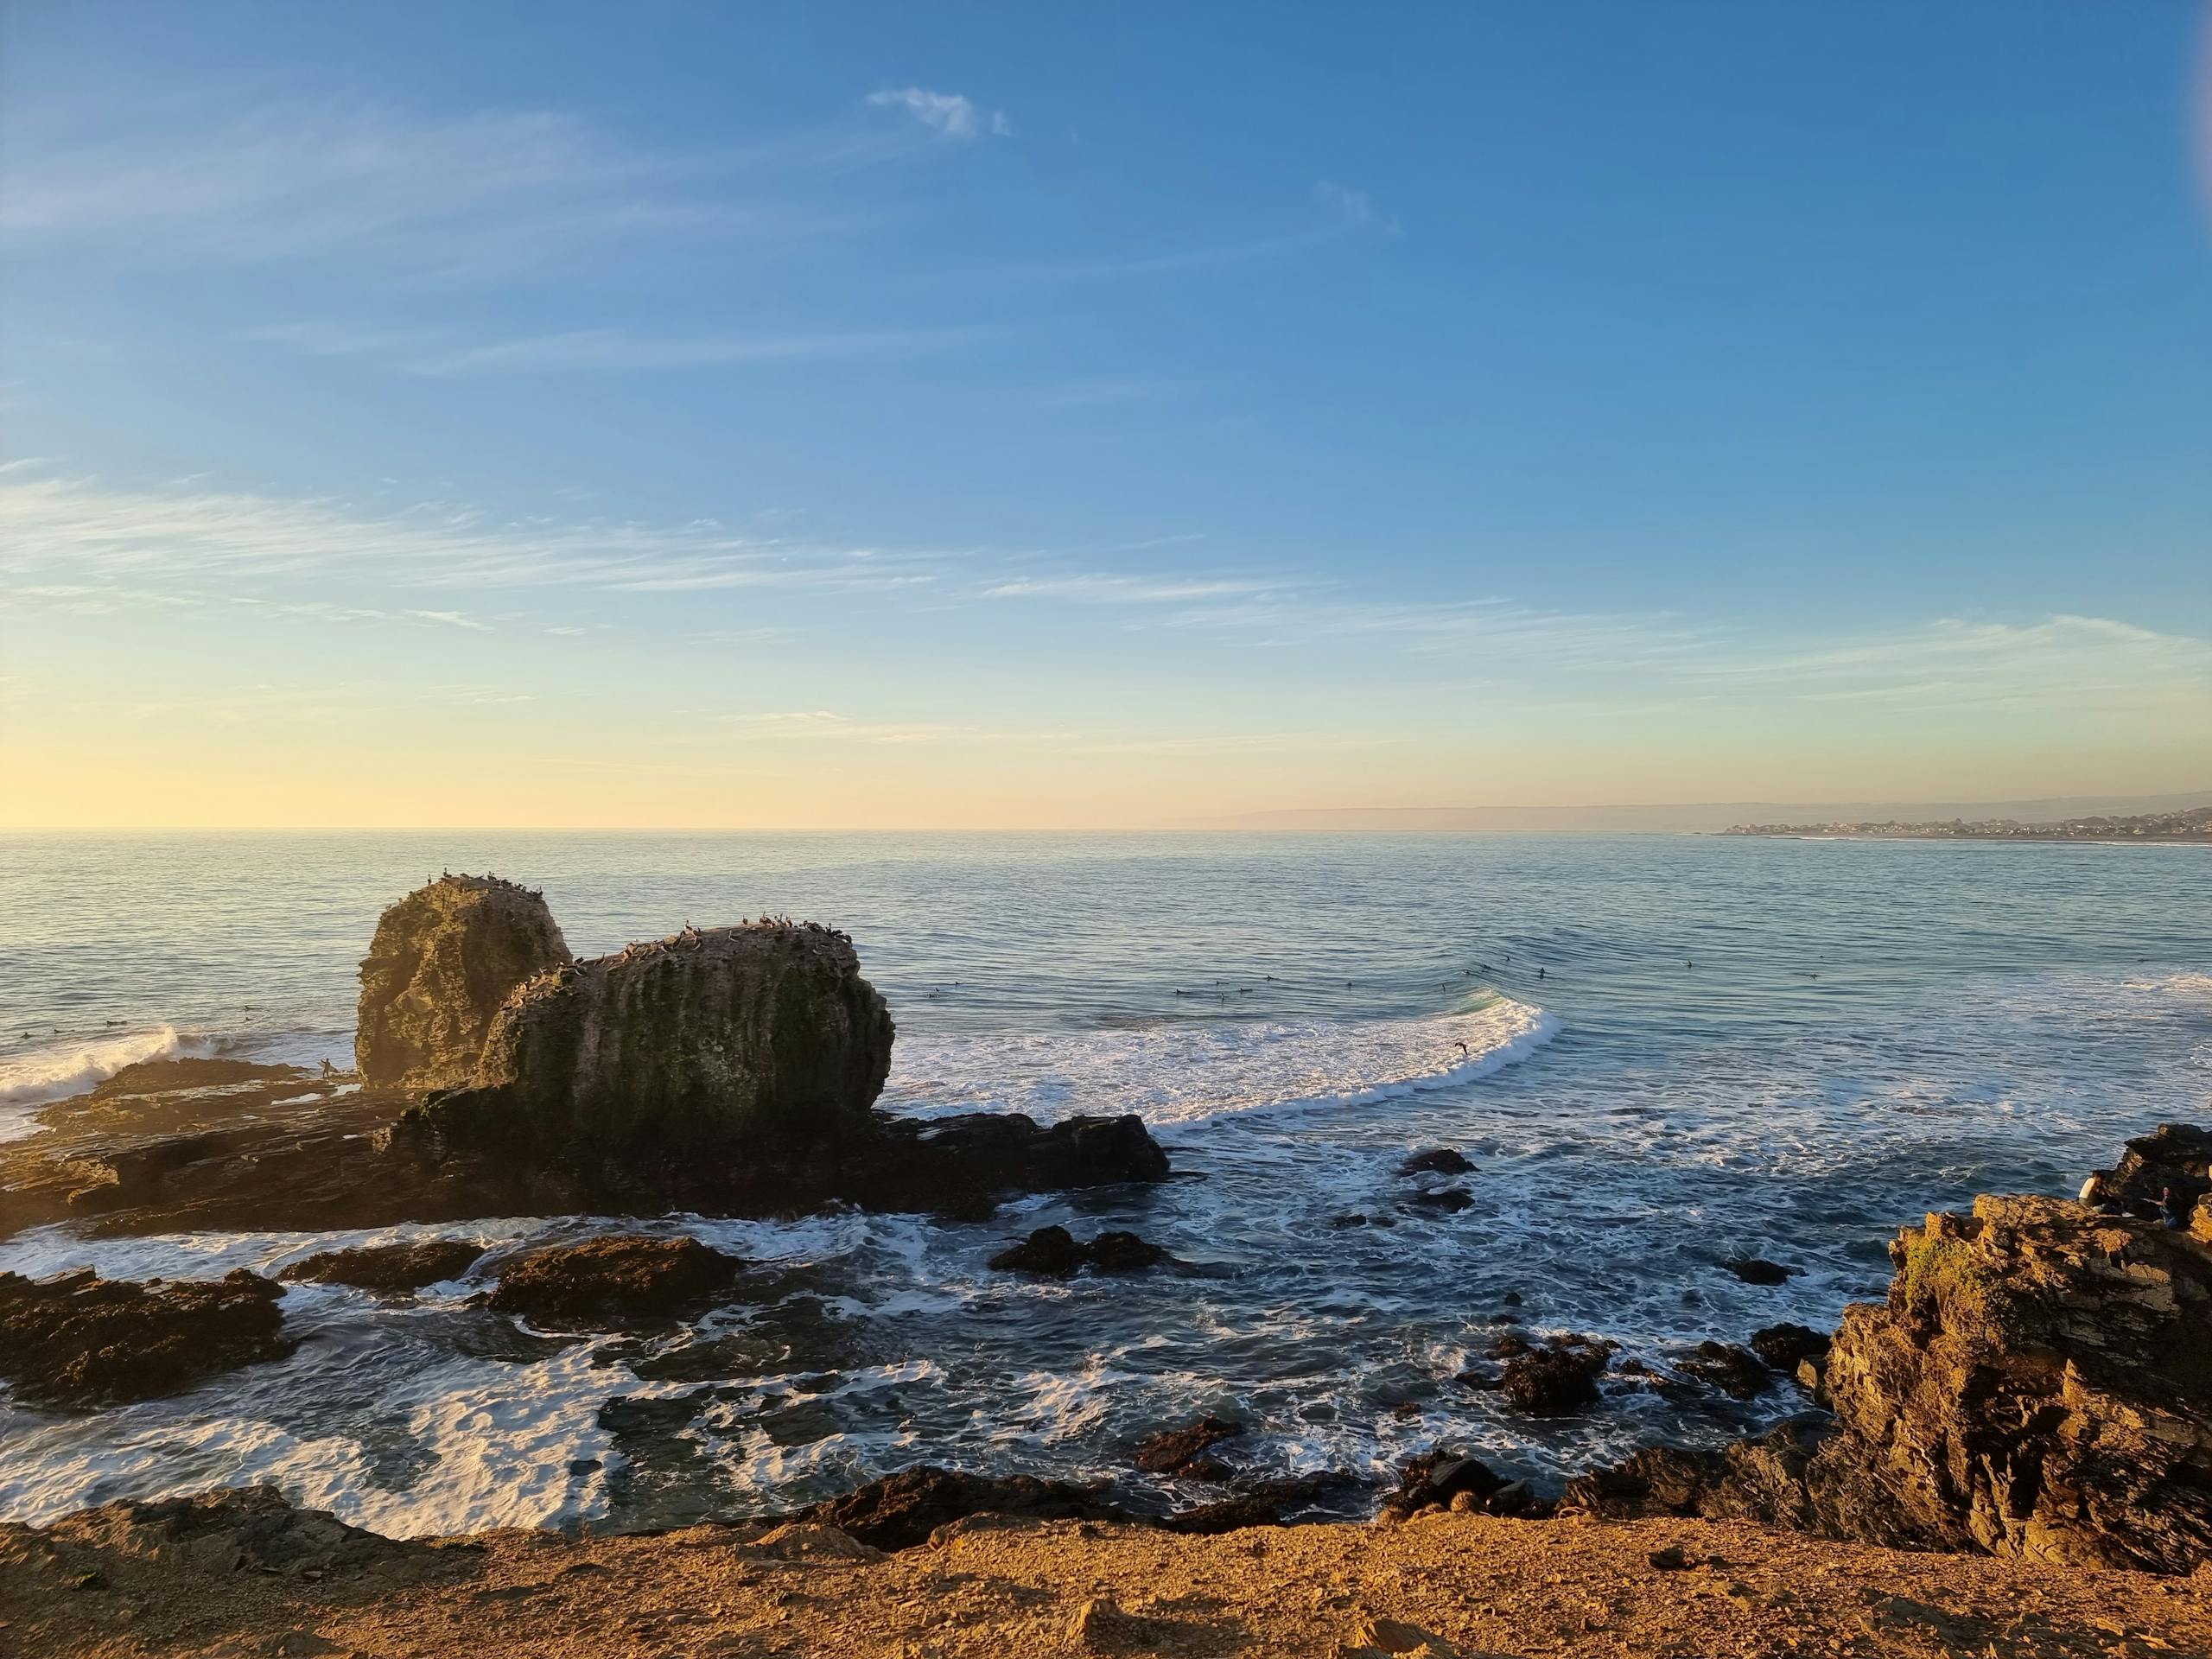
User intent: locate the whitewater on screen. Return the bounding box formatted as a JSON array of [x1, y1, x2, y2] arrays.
[[0, 830, 2205, 1536]]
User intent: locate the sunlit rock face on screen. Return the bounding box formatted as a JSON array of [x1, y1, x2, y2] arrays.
[[402, 920, 896, 1177], [1567, 1171, 2212, 1574], [355, 874, 572, 1090]]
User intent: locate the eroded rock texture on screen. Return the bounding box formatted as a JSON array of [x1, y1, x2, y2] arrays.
[[356, 875, 571, 1090], [1569, 1187, 2212, 1573], [398, 922, 893, 1178], [0, 1268, 292, 1408]]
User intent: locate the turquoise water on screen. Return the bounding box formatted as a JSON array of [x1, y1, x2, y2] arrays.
[[0, 832, 2206, 1535]]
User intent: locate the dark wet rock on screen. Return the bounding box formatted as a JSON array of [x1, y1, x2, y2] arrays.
[[396, 920, 892, 1178], [1397, 1147, 1475, 1179], [0, 1268, 292, 1408], [1489, 1333, 1533, 1359], [1749, 1321, 1831, 1373], [2093, 1122, 2212, 1217], [1086, 1230, 1171, 1274], [1401, 1185, 1473, 1215], [1165, 1473, 1357, 1533], [1327, 1212, 1371, 1230], [806, 1465, 1132, 1551], [40, 1485, 421, 1579], [988, 1224, 1085, 1276], [1501, 1290, 1522, 1306], [356, 874, 571, 1091], [1675, 1340, 1773, 1400], [1720, 1256, 1798, 1285], [280, 1239, 486, 1294], [1500, 1338, 1611, 1414], [1380, 1449, 1518, 1521], [1568, 1168, 2212, 1573], [486, 1235, 747, 1328], [988, 1225, 1173, 1278], [1133, 1416, 1245, 1477]]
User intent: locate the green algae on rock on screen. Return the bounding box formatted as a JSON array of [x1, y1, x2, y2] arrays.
[[396, 920, 895, 1174]]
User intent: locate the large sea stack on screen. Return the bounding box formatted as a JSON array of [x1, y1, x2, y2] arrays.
[[356, 875, 572, 1090], [394, 921, 897, 1198]]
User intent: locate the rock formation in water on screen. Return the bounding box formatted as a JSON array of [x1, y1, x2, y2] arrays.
[[1568, 1166, 2212, 1573], [2, 893, 1169, 1237], [395, 921, 893, 1178], [486, 1234, 748, 1328], [356, 874, 571, 1090], [0, 1268, 293, 1408], [280, 1240, 486, 1295]]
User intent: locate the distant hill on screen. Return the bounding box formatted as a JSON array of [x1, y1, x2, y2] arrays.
[[1722, 804, 2212, 842]]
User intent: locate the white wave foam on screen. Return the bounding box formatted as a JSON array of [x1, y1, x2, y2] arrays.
[[0, 1027, 207, 1122], [881, 998, 1558, 1128]]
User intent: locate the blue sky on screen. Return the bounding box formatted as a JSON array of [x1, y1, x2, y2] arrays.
[[3, 3, 2209, 826]]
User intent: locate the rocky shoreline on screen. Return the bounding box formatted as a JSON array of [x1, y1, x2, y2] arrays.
[[6, 874, 2212, 1651]]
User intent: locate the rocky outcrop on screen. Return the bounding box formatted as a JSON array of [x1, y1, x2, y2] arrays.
[[280, 1240, 486, 1294], [804, 1466, 1132, 1551], [39, 1485, 418, 1579], [2089, 1122, 2212, 1217], [4, 893, 1168, 1238], [356, 875, 570, 1090], [393, 921, 893, 1184], [0, 1268, 292, 1408], [1569, 1174, 2212, 1573], [486, 1235, 747, 1328]]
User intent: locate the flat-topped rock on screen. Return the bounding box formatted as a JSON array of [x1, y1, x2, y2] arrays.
[[0, 1267, 293, 1408], [396, 921, 893, 1185]]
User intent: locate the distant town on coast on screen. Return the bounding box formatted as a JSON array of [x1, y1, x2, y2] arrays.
[[1723, 805, 2212, 842]]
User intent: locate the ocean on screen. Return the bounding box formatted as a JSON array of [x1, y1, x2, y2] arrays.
[[0, 830, 2206, 1537]]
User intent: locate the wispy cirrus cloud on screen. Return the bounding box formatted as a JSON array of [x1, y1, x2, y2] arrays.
[[245, 320, 987, 377], [0, 94, 942, 281], [0, 471, 943, 598], [866, 87, 1010, 142]]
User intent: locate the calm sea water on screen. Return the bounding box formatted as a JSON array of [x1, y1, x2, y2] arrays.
[[0, 831, 2206, 1535]]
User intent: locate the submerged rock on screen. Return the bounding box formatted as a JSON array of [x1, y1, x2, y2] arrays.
[[1132, 1415, 1245, 1477], [805, 1465, 1131, 1551], [0, 1268, 292, 1408], [1396, 1147, 1475, 1178], [988, 1224, 1173, 1278], [1719, 1256, 1798, 1285], [487, 1235, 747, 1328], [395, 921, 893, 1181], [1569, 1160, 2212, 1573], [356, 874, 571, 1091], [281, 1239, 486, 1294]]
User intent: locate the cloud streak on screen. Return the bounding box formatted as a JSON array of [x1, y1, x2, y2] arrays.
[[867, 88, 1010, 142]]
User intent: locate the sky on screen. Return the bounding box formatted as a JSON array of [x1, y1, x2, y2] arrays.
[[3, 1, 2209, 829]]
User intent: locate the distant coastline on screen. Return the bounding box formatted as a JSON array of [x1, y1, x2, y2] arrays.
[[1720, 805, 2212, 843]]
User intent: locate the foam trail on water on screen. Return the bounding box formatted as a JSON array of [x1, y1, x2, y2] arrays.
[[882, 997, 1557, 1128]]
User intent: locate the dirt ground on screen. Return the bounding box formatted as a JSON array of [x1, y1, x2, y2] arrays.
[[6, 1506, 2212, 1659]]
